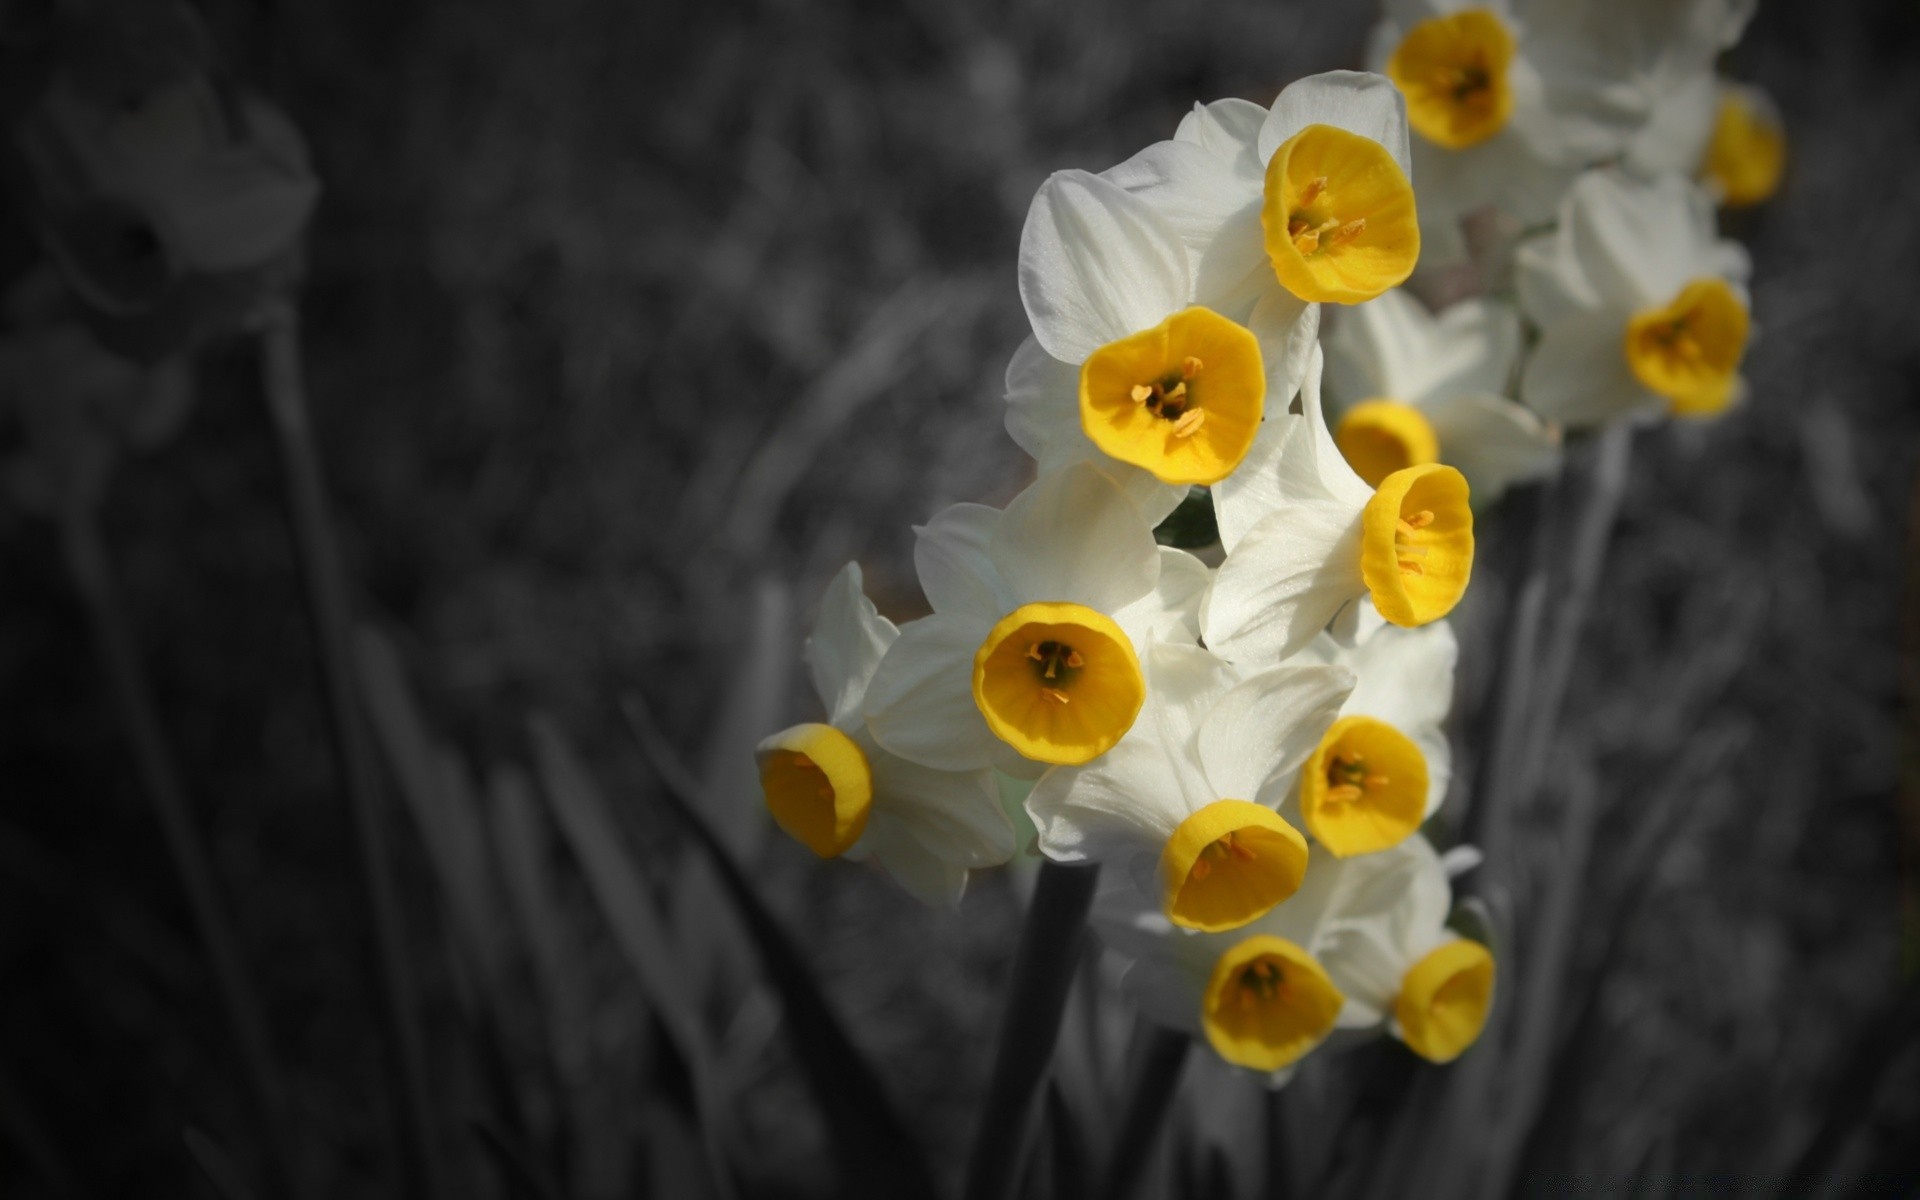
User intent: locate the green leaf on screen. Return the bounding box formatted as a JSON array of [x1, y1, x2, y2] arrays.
[[1151, 487, 1217, 550], [622, 695, 937, 1200]]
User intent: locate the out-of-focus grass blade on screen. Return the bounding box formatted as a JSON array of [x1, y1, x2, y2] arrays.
[[622, 694, 938, 1200], [473, 1120, 562, 1200], [1045, 1083, 1090, 1200], [183, 1128, 259, 1200], [528, 715, 739, 1200], [354, 628, 505, 990], [674, 577, 791, 1006]]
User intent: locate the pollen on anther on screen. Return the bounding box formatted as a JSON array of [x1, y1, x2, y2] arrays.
[[1182, 355, 1204, 378], [1171, 409, 1207, 439], [1329, 218, 1367, 247], [1300, 176, 1328, 206], [1041, 687, 1071, 706], [1131, 384, 1153, 404]]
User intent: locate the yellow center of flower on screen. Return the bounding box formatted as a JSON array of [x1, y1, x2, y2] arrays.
[[1158, 800, 1310, 932], [1334, 399, 1441, 489], [1361, 464, 1473, 627], [756, 723, 873, 858], [1079, 307, 1266, 486], [1201, 935, 1345, 1073], [1704, 91, 1786, 210], [1387, 9, 1516, 151], [1395, 938, 1496, 1063], [1299, 716, 1429, 858], [1623, 278, 1750, 417], [971, 602, 1144, 765], [1261, 124, 1420, 305]]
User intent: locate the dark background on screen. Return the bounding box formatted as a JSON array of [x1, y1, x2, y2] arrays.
[[3, 0, 1919, 1195]]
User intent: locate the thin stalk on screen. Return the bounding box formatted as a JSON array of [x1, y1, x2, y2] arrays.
[[257, 303, 443, 1200], [963, 859, 1102, 1200], [63, 510, 301, 1199], [1098, 1027, 1189, 1200]]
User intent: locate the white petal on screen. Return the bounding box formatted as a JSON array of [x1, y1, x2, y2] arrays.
[[1247, 286, 1320, 409], [1416, 729, 1454, 818], [1117, 956, 1208, 1038], [1202, 498, 1367, 669], [1257, 70, 1412, 178], [1324, 291, 1526, 409], [864, 815, 969, 908], [1342, 619, 1458, 736], [1174, 97, 1269, 177], [1003, 334, 1081, 465], [990, 461, 1159, 612], [1213, 342, 1371, 554], [862, 612, 1000, 771], [1018, 169, 1194, 363], [1104, 139, 1260, 255], [1112, 546, 1211, 648], [1521, 308, 1660, 428], [806, 562, 899, 728], [1136, 642, 1243, 799], [914, 502, 1013, 621], [1027, 736, 1193, 864], [868, 750, 1016, 868], [1423, 392, 1561, 504], [1623, 68, 1716, 178], [1197, 664, 1356, 804]]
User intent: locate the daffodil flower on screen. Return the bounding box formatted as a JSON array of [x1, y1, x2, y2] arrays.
[[1204, 344, 1475, 668], [1289, 834, 1495, 1063], [1701, 81, 1785, 209], [1368, 0, 1751, 252], [1102, 71, 1421, 327], [1026, 642, 1353, 934], [756, 563, 1016, 907], [1009, 170, 1292, 511], [863, 462, 1208, 778], [1291, 606, 1457, 859], [1516, 169, 1752, 426], [1095, 832, 1494, 1077], [1322, 289, 1559, 505]]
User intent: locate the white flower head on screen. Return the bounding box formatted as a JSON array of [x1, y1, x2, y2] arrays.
[[1027, 641, 1353, 933], [1204, 344, 1476, 668], [1516, 168, 1753, 427], [1368, 0, 1752, 232], [1094, 832, 1495, 1077], [1291, 607, 1457, 858], [756, 563, 1016, 907], [1323, 289, 1559, 504], [1095, 71, 1420, 379], [863, 462, 1208, 779], [1699, 81, 1786, 210]]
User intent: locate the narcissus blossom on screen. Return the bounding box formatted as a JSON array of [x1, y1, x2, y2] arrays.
[[1369, 0, 1752, 249], [1323, 289, 1558, 504], [1026, 642, 1352, 933], [1103, 71, 1420, 326], [1701, 82, 1785, 209], [1292, 606, 1457, 859], [1517, 169, 1752, 426], [1095, 832, 1494, 1077], [864, 463, 1207, 777], [1204, 345, 1475, 667], [756, 564, 1015, 907]]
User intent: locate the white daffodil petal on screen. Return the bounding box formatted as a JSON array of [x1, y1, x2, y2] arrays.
[[1214, 343, 1371, 553], [1258, 70, 1413, 177], [1004, 334, 1082, 465], [1137, 642, 1242, 799], [1424, 392, 1561, 503], [1521, 308, 1659, 428], [1104, 139, 1259, 255], [1624, 68, 1717, 178], [990, 461, 1159, 611], [915, 502, 1014, 622], [1027, 736, 1192, 864], [1197, 664, 1356, 805], [1018, 169, 1194, 364], [1247, 287, 1320, 409], [863, 612, 999, 771], [806, 562, 899, 728], [1415, 729, 1454, 818], [864, 815, 969, 908], [868, 751, 1016, 868], [1344, 619, 1458, 735], [1113, 546, 1211, 648], [1203, 499, 1367, 669], [1175, 97, 1269, 178]]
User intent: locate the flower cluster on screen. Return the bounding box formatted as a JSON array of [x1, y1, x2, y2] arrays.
[[760, 0, 1778, 1083]]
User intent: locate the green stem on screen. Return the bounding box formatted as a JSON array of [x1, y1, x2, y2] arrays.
[[962, 859, 1101, 1200], [258, 304, 444, 1200], [1099, 1027, 1190, 1200], [62, 510, 302, 1199]]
